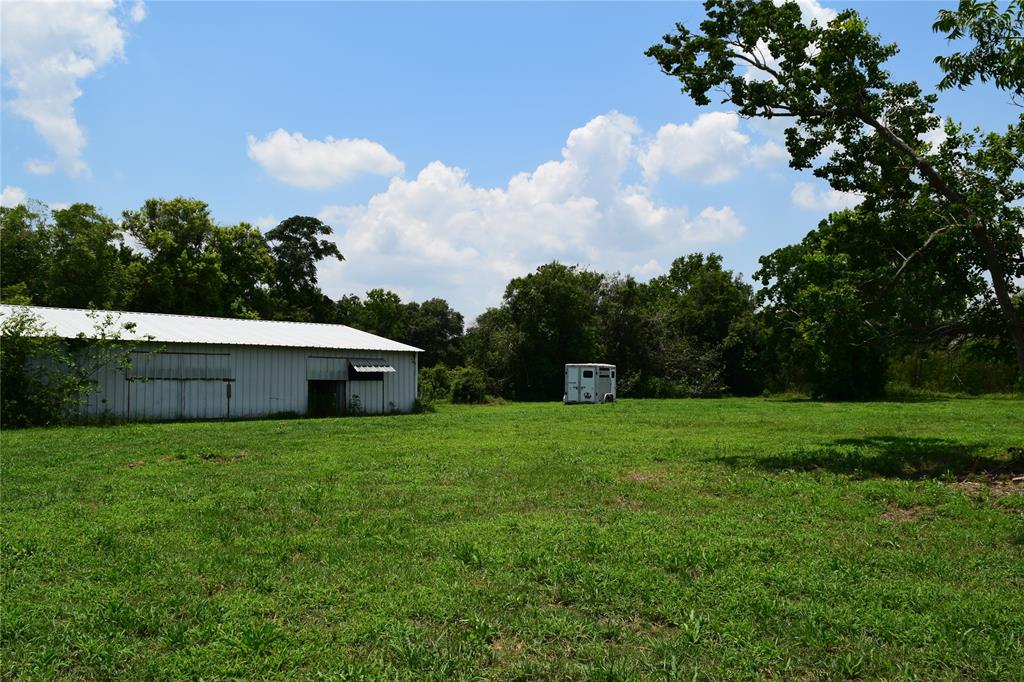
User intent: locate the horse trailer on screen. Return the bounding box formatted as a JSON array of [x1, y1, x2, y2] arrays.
[[564, 363, 616, 404]]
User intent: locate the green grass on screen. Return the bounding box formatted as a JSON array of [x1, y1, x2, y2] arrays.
[[3, 399, 1023, 680]]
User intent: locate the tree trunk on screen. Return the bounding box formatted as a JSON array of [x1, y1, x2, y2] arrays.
[[856, 110, 1024, 379]]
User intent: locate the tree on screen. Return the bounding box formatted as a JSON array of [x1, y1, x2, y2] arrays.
[[211, 223, 275, 319], [649, 254, 762, 395], [360, 289, 406, 339], [334, 294, 365, 327], [647, 0, 1024, 378], [266, 216, 344, 321], [47, 204, 135, 309], [122, 198, 229, 316], [595, 274, 660, 394], [0, 203, 51, 304], [757, 206, 985, 398], [503, 262, 604, 400], [404, 298, 464, 367], [934, 0, 1024, 99], [463, 307, 520, 398]]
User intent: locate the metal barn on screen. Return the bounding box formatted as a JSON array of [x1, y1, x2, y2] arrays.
[[1, 305, 422, 420]]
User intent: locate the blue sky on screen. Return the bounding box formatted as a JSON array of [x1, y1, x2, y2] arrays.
[[2, 1, 1019, 320]]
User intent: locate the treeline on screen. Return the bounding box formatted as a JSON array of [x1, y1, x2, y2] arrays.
[[2, 197, 1020, 401]]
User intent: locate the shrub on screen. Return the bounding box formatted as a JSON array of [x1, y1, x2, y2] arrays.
[[419, 364, 452, 402], [412, 398, 436, 413], [1, 308, 150, 427], [450, 367, 488, 404]]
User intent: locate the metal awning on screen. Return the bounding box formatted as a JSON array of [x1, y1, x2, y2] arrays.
[[349, 359, 396, 373]]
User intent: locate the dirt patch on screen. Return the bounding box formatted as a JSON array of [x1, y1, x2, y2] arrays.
[[951, 478, 1024, 498], [946, 447, 1024, 498], [881, 505, 925, 522], [611, 495, 642, 510], [490, 637, 526, 654], [159, 450, 249, 464], [123, 460, 146, 469], [622, 466, 675, 487]]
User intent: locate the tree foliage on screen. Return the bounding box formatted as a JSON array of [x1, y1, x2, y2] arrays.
[[647, 0, 1024, 378], [934, 0, 1024, 99]]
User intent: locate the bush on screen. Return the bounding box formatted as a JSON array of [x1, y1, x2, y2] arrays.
[[419, 364, 452, 402], [450, 367, 488, 404], [412, 398, 436, 413], [1, 308, 151, 427]]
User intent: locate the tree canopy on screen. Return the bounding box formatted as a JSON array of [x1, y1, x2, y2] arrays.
[[647, 0, 1024, 381]]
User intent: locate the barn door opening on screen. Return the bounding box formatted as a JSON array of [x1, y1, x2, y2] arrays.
[[308, 380, 346, 417]]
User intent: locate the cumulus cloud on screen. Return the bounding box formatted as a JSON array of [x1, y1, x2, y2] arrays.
[[640, 112, 789, 184], [640, 112, 750, 184], [315, 112, 748, 317], [253, 215, 278, 231], [749, 139, 789, 167], [130, 1, 146, 23], [0, 186, 28, 208], [0, 0, 142, 176], [632, 259, 663, 279], [247, 129, 405, 189], [791, 180, 862, 212]]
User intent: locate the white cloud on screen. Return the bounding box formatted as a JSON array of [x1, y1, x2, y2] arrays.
[[253, 215, 278, 231], [791, 180, 862, 212], [315, 112, 746, 317], [25, 159, 56, 175], [130, 1, 146, 23], [632, 259, 663, 279], [640, 112, 789, 184], [0, 0, 142, 176], [749, 139, 789, 167], [247, 129, 405, 189], [640, 112, 751, 184], [49, 202, 70, 211], [0, 186, 28, 208]]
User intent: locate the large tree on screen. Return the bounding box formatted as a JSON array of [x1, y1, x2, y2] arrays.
[[503, 262, 604, 400], [757, 206, 983, 398], [404, 297, 465, 367], [0, 203, 51, 304], [265, 216, 344, 321], [47, 204, 136, 310], [122, 198, 229, 316], [647, 0, 1024, 378]]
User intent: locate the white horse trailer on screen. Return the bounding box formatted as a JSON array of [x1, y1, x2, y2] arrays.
[[564, 363, 616, 404]]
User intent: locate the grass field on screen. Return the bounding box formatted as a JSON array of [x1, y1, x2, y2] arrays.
[[3, 399, 1023, 680]]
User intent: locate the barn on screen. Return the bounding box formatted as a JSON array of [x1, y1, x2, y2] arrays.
[[1, 305, 421, 420]]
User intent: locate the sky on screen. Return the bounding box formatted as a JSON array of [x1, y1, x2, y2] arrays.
[[1, 0, 1020, 321]]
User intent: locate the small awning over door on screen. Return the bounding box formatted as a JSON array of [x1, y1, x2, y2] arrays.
[[349, 359, 396, 373]]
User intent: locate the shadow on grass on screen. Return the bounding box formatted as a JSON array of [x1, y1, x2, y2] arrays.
[[717, 436, 1024, 480]]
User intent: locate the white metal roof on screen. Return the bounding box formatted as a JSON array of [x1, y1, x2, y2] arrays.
[[0, 305, 422, 353]]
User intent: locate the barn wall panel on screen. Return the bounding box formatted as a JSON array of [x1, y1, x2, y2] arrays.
[[79, 342, 418, 421]]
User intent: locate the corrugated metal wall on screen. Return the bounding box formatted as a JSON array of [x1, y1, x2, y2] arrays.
[[81, 343, 418, 420]]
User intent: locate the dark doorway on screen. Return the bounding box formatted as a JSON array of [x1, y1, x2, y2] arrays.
[[307, 380, 346, 417]]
